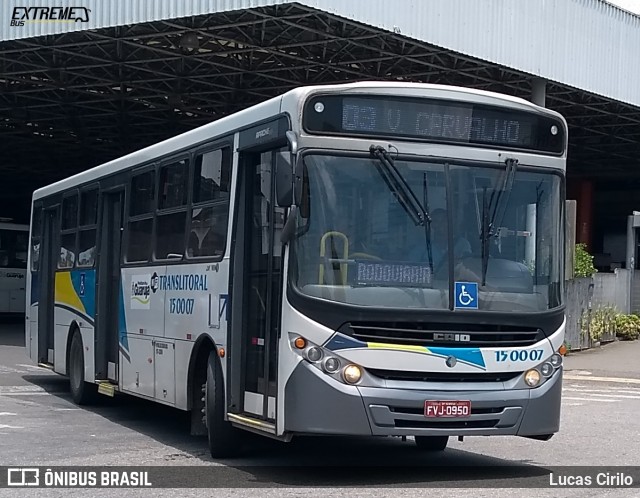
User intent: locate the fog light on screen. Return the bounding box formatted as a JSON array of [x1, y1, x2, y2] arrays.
[[540, 362, 554, 377], [306, 346, 323, 362], [550, 354, 563, 368], [524, 369, 541, 387], [323, 357, 340, 373], [293, 337, 306, 349], [343, 364, 362, 384]]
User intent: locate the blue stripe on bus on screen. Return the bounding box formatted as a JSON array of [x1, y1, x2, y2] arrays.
[[118, 281, 128, 352], [54, 303, 95, 327], [324, 334, 367, 351], [324, 333, 486, 369], [427, 347, 486, 369], [30, 271, 39, 305], [70, 269, 96, 319]]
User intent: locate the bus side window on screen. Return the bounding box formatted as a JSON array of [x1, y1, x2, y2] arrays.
[[31, 207, 42, 271], [156, 159, 189, 260], [78, 189, 98, 267], [188, 147, 231, 259], [127, 170, 156, 263], [14, 232, 28, 268], [59, 194, 78, 269], [0, 230, 9, 267]]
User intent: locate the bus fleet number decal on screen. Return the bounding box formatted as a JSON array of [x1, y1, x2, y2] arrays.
[[495, 349, 544, 362], [169, 298, 195, 315]]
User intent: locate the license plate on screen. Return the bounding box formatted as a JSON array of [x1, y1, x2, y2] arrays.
[[424, 400, 471, 418]]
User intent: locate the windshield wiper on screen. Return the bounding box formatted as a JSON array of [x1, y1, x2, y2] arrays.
[[480, 158, 519, 286], [369, 145, 433, 273]]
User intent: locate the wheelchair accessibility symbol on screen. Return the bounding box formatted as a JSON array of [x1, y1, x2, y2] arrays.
[[454, 282, 478, 309]]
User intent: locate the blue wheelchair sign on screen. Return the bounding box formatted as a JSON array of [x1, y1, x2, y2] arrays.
[[454, 282, 478, 309]]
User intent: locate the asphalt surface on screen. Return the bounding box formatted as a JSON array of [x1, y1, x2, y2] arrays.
[[1, 316, 640, 497]]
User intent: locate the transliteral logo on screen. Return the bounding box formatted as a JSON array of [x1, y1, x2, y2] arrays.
[[131, 275, 151, 309]]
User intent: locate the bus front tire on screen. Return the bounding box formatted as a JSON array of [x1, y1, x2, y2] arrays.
[[204, 350, 239, 458], [414, 435, 449, 451], [68, 331, 96, 405]]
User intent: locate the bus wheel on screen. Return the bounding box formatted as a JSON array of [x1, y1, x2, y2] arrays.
[[203, 350, 239, 458], [68, 331, 96, 405], [414, 436, 449, 451]]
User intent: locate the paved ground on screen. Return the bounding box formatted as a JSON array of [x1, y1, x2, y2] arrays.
[[563, 338, 640, 380], [1, 317, 640, 497]]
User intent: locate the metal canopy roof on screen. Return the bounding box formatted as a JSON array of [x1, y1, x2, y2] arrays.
[[1, 2, 640, 222]]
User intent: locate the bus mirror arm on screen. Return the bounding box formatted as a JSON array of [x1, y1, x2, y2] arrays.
[[286, 131, 303, 207], [275, 158, 293, 207], [276, 131, 298, 208], [281, 205, 298, 245]]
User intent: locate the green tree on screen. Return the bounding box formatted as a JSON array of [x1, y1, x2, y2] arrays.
[[574, 243, 597, 278]]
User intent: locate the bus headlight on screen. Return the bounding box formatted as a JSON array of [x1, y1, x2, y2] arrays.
[[524, 369, 541, 387], [549, 354, 563, 368], [290, 334, 367, 386], [323, 357, 341, 373], [540, 362, 554, 377], [343, 364, 362, 384], [306, 347, 323, 362]]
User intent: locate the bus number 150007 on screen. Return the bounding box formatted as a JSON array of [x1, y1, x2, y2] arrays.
[[495, 349, 544, 362], [169, 298, 195, 315]]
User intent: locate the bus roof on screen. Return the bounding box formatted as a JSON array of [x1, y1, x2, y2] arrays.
[[32, 81, 566, 201]]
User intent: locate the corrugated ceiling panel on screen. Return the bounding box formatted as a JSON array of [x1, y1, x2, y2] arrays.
[[2, 0, 640, 107], [298, 0, 640, 106]]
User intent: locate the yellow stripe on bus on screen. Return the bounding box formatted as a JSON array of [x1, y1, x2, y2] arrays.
[[366, 342, 429, 353], [54, 272, 85, 314]]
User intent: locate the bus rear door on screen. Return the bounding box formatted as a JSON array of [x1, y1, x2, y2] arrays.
[[94, 189, 125, 383]]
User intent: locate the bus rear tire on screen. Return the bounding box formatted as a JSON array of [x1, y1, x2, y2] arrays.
[[68, 331, 96, 405], [414, 435, 448, 451], [204, 350, 239, 458]]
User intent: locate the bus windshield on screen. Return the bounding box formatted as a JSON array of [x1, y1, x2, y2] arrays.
[[290, 153, 563, 313]]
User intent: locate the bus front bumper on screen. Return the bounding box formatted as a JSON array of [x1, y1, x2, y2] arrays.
[[284, 362, 562, 437]]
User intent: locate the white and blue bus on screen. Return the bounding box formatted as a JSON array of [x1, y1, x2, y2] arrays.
[[0, 221, 29, 315], [26, 81, 567, 456]]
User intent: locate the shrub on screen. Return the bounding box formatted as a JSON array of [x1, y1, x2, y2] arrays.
[[574, 243, 597, 278], [615, 314, 640, 341], [588, 305, 619, 342]]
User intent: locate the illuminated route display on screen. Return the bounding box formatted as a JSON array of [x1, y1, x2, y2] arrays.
[[303, 94, 565, 154]]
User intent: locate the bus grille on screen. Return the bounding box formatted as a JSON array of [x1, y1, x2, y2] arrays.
[[341, 321, 543, 348], [367, 369, 522, 383], [394, 419, 499, 429]]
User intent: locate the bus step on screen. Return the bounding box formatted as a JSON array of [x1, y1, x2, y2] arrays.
[[37, 363, 54, 370], [96, 381, 116, 397], [227, 413, 277, 435]]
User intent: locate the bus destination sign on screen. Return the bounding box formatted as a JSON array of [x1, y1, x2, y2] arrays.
[[303, 94, 565, 154]]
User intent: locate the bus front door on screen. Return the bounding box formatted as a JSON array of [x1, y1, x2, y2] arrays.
[[37, 208, 58, 365], [94, 190, 124, 383], [230, 147, 287, 424]]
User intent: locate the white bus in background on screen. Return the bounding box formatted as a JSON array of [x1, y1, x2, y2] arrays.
[[0, 220, 29, 314], [26, 81, 568, 458]]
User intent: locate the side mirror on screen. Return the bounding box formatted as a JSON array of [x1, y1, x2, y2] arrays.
[[275, 131, 298, 208], [275, 152, 293, 207]]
